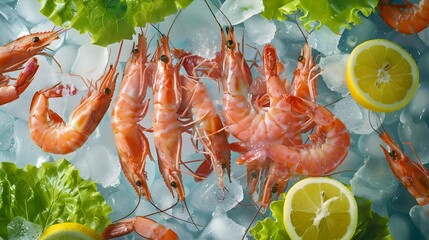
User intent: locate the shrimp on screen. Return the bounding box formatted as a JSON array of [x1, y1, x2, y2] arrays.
[[0, 30, 65, 104], [0, 57, 38, 105], [28, 44, 121, 154], [152, 35, 186, 200], [377, 129, 429, 205], [379, 0, 429, 34], [102, 216, 178, 240], [111, 34, 153, 200], [242, 95, 350, 207], [179, 75, 231, 188]]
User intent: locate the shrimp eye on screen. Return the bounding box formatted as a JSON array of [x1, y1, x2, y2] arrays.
[[170, 181, 177, 188], [298, 55, 304, 62], [271, 183, 279, 193], [103, 88, 111, 95], [136, 180, 142, 187], [32, 37, 40, 43], [160, 54, 169, 63], [221, 163, 226, 169], [389, 150, 397, 160], [226, 40, 234, 48], [251, 171, 258, 179], [132, 48, 139, 54]]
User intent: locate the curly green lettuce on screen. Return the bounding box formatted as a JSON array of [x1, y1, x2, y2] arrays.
[[38, 0, 193, 46], [250, 193, 393, 240], [261, 0, 379, 34], [0, 159, 112, 239]]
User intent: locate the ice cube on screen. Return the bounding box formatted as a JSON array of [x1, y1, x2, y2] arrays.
[[72, 141, 121, 188], [338, 17, 378, 53], [0, 3, 29, 46], [389, 214, 412, 240], [308, 25, 342, 56], [7, 216, 42, 240], [0, 150, 16, 163], [331, 96, 385, 135], [71, 44, 109, 81], [217, 0, 264, 25], [383, 110, 401, 125], [357, 131, 386, 159], [104, 184, 139, 221], [350, 156, 399, 204], [13, 119, 50, 168], [0, 110, 15, 135], [397, 119, 429, 164], [387, 31, 427, 58], [244, 15, 276, 46], [333, 149, 365, 183], [400, 82, 429, 123], [418, 26, 429, 46], [15, 0, 46, 25], [409, 204, 429, 239], [189, 173, 243, 213], [275, 20, 307, 44], [199, 211, 247, 240], [418, 51, 429, 82], [65, 28, 92, 46], [53, 45, 80, 73], [150, 178, 180, 218], [319, 53, 350, 96]]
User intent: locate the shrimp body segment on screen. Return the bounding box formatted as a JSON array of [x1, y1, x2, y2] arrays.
[[111, 34, 153, 200], [152, 36, 185, 200], [29, 61, 119, 154], [379, 132, 429, 205], [102, 216, 178, 240], [379, 0, 429, 34]]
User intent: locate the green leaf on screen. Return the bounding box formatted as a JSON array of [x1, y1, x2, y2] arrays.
[[261, 0, 379, 34], [38, 0, 193, 46], [0, 159, 112, 239]]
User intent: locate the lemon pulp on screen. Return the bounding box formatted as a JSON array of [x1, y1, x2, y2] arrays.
[[346, 39, 419, 112], [284, 177, 358, 240]]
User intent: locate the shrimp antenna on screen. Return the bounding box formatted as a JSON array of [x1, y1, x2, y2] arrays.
[[208, 0, 233, 28], [242, 204, 264, 240], [368, 111, 384, 135], [113, 188, 144, 223], [150, 23, 164, 37], [167, 10, 182, 37], [204, 0, 223, 30], [295, 15, 308, 44]]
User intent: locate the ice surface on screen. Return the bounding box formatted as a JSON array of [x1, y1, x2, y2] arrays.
[[65, 28, 92, 46], [398, 118, 429, 164], [357, 131, 385, 159], [244, 15, 276, 46], [275, 20, 307, 44], [71, 44, 109, 82], [319, 53, 350, 96], [400, 82, 429, 123], [338, 17, 378, 53], [13, 119, 50, 168], [0, 3, 29, 46], [72, 140, 121, 188], [104, 183, 139, 220], [308, 26, 342, 56], [331, 96, 385, 135], [389, 214, 412, 240], [418, 51, 429, 81], [218, 0, 263, 25], [388, 31, 427, 58], [189, 174, 243, 213], [7, 216, 42, 240], [15, 0, 45, 25], [199, 211, 247, 240], [350, 156, 398, 204], [0, 110, 15, 151], [150, 178, 180, 217], [333, 149, 365, 182], [383, 111, 400, 125], [418, 26, 429, 47], [53, 45, 79, 73], [409, 204, 429, 239]]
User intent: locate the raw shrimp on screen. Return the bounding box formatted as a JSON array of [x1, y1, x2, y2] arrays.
[[111, 34, 153, 200], [152, 35, 186, 200], [241, 95, 350, 207], [377, 129, 429, 205], [179, 75, 231, 189], [379, 0, 429, 34], [0, 57, 38, 105], [102, 216, 178, 240], [28, 44, 121, 154], [0, 29, 65, 104]]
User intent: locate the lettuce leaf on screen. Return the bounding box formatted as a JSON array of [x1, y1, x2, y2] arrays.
[[0, 159, 112, 239], [250, 193, 393, 240], [38, 0, 193, 46], [261, 0, 379, 34]]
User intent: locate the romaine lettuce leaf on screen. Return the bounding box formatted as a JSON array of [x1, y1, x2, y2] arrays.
[[250, 193, 393, 240], [38, 0, 193, 46], [261, 0, 379, 34], [0, 159, 111, 239]]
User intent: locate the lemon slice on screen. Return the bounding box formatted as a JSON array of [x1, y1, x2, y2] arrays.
[[283, 177, 358, 240], [346, 39, 419, 112], [40, 222, 102, 240]]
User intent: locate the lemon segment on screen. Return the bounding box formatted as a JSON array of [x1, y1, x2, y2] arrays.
[[40, 222, 102, 240], [346, 39, 419, 112], [283, 177, 358, 240]]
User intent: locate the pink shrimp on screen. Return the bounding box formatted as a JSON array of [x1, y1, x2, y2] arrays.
[[152, 35, 186, 200], [379, 0, 429, 34], [378, 129, 429, 205], [241, 95, 350, 208], [0, 30, 65, 104], [111, 34, 153, 200], [102, 217, 178, 240], [28, 44, 121, 154], [179, 75, 231, 188]]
